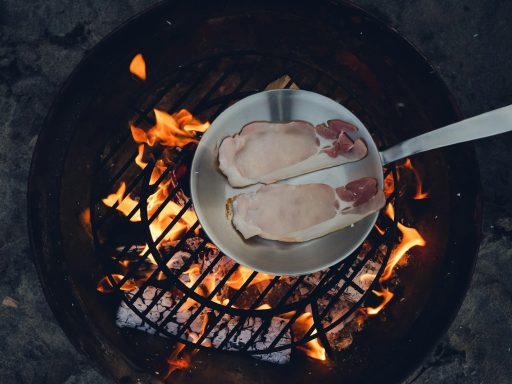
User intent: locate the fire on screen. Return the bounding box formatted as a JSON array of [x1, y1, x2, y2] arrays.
[[102, 182, 141, 222], [365, 202, 426, 315], [374, 224, 385, 236], [365, 158, 429, 316], [129, 53, 146, 81], [99, 108, 209, 270], [383, 172, 394, 197], [96, 274, 138, 293], [147, 189, 198, 245], [164, 344, 191, 378], [294, 312, 326, 361], [135, 144, 147, 169], [403, 158, 429, 200], [380, 203, 426, 281], [365, 288, 393, 315], [226, 266, 275, 290], [384, 159, 429, 200], [130, 108, 209, 148], [174, 109, 210, 133]]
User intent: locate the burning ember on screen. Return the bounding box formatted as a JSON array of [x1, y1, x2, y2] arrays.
[[92, 61, 430, 379]]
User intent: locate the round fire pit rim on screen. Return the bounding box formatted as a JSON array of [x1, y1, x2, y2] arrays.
[[27, 1, 482, 383]]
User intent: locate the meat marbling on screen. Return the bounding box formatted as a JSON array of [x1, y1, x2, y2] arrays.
[[218, 120, 367, 187], [227, 177, 385, 242]]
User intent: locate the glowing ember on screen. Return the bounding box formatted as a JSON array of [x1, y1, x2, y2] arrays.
[[365, 288, 393, 315], [295, 312, 326, 361], [129, 53, 146, 81]]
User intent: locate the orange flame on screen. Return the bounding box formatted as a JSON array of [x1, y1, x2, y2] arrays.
[[380, 203, 426, 281], [130, 108, 209, 148], [146, 182, 199, 248], [226, 266, 275, 290], [164, 344, 191, 378], [174, 109, 210, 133], [129, 53, 146, 81], [102, 109, 208, 268], [135, 144, 147, 169], [403, 159, 429, 200], [294, 312, 326, 361], [96, 274, 138, 293], [255, 304, 272, 310], [374, 224, 385, 236], [383, 172, 394, 197], [365, 288, 393, 315], [101, 182, 141, 222]]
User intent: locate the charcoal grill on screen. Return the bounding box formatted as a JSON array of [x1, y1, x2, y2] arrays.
[[28, 1, 482, 383]]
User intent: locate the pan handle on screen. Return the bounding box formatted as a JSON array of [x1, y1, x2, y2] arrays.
[[379, 104, 512, 165]]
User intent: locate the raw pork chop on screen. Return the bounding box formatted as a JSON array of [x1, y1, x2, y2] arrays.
[[227, 177, 385, 242], [218, 120, 367, 187]]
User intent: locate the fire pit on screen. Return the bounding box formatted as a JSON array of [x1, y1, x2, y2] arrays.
[[28, 1, 481, 383]]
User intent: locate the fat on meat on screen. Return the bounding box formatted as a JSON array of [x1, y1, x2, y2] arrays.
[[227, 177, 385, 242], [218, 120, 367, 187]]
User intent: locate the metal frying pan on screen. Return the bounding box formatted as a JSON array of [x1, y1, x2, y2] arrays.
[[190, 89, 512, 275]]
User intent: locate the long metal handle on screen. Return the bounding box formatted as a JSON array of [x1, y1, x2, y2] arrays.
[[380, 104, 512, 165]]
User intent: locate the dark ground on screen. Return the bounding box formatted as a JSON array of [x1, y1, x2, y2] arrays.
[[0, 0, 511, 383]]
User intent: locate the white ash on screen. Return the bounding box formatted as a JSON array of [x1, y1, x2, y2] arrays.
[[165, 251, 191, 270], [340, 260, 381, 303], [116, 286, 200, 343], [115, 244, 146, 253], [326, 311, 362, 351], [116, 285, 291, 364], [209, 315, 291, 364]]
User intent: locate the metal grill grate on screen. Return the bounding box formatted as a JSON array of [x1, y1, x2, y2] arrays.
[[91, 54, 401, 357]]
